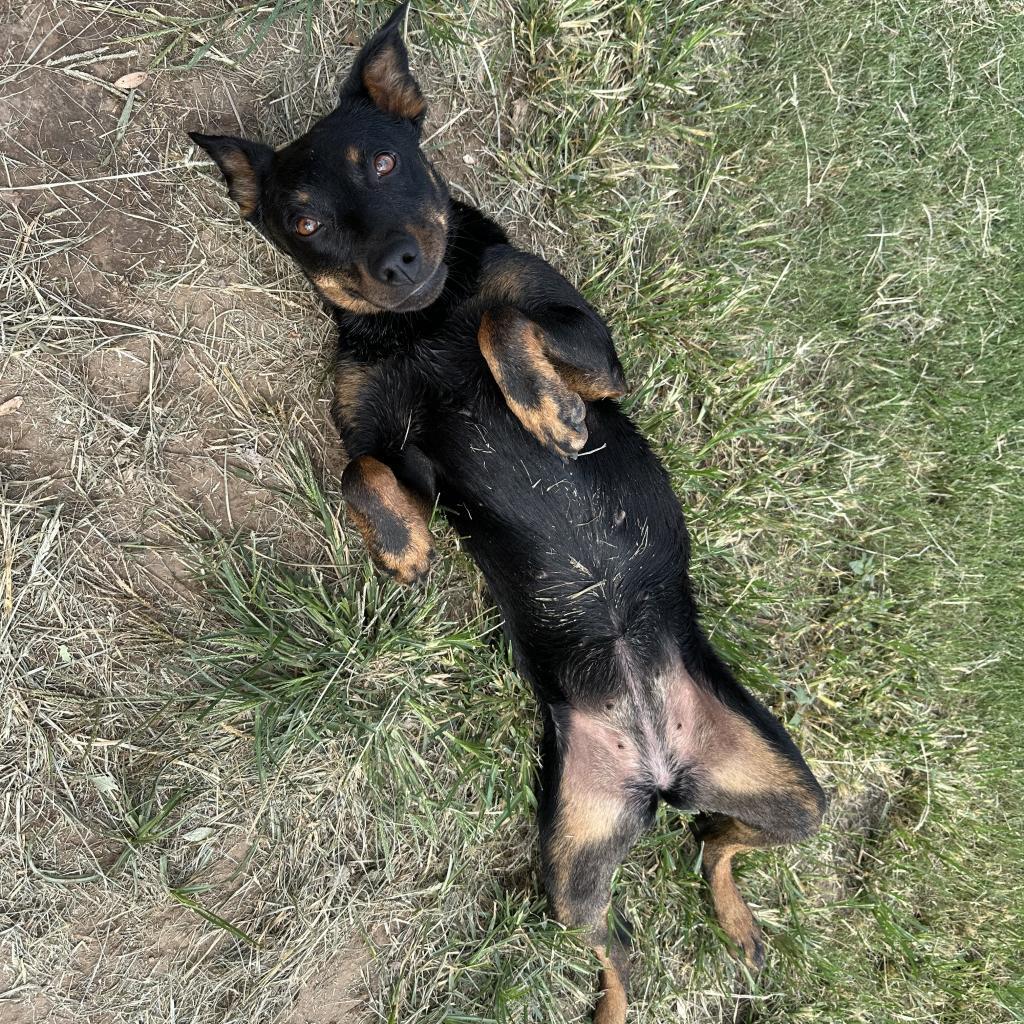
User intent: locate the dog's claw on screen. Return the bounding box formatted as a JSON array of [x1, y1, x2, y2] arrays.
[[729, 922, 765, 974], [549, 425, 588, 460]]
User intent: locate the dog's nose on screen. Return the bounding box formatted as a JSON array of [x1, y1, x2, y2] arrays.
[[370, 236, 422, 286]]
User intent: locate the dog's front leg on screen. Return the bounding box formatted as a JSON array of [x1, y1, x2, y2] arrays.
[[476, 247, 628, 458], [341, 454, 435, 585], [478, 306, 591, 458], [332, 359, 437, 585]]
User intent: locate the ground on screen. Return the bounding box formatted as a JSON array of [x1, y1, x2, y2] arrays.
[[1, 1, 1022, 1022]]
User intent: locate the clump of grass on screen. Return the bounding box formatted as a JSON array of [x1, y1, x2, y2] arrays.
[[184, 443, 539, 837]]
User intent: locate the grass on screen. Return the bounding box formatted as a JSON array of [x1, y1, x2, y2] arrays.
[[1, 0, 1022, 1022]]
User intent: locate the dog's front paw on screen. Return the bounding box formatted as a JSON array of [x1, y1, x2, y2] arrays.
[[343, 455, 436, 586], [478, 307, 591, 459], [531, 387, 588, 459], [370, 534, 434, 586]]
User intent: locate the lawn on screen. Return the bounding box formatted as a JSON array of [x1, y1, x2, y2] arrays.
[[1, 1, 1021, 1022]]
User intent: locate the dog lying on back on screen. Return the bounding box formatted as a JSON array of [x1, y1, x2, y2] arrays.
[[190, 5, 825, 1020]]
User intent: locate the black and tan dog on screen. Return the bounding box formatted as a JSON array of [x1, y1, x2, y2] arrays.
[[190, 5, 825, 1020]]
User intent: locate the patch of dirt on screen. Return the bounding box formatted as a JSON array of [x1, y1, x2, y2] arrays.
[[0, 959, 53, 1024], [82, 336, 153, 409], [0, 8, 126, 166], [284, 944, 375, 1024], [0, 383, 80, 491]]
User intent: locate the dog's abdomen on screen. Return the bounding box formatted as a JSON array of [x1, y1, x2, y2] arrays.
[[432, 395, 694, 704], [429, 388, 819, 818]]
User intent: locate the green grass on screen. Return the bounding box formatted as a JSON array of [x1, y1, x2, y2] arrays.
[[182, 2, 1024, 1020], [180, 1, 1023, 1020], [2, 0, 1021, 1021]]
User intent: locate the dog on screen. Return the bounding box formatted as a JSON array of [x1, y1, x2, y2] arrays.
[[189, 5, 825, 1020]]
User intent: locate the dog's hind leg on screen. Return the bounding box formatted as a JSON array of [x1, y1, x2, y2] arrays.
[[688, 814, 800, 971], [661, 664, 826, 970], [538, 705, 653, 1024]]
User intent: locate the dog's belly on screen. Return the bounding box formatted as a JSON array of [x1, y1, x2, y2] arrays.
[[430, 397, 693, 704]]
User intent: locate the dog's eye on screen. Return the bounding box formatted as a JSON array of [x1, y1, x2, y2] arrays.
[[374, 152, 397, 177], [295, 217, 320, 237]]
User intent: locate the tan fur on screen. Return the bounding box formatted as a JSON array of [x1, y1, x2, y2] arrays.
[[406, 220, 447, 278], [333, 363, 370, 428], [513, 392, 585, 454], [312, 272, 379, 316], [362, 46, 426, 120], [346, 457, 433, 585], [700, 823, 767, 969], [546, 709, 636, 917], [594, 947, 628, 1024], [346, 145, 360, 164], [546, 790, 622, 922], [479, 264, 528, 307], [314, 230, 448, 313], [479, 313, 587, 454], [557, 362, 627, 401], [221, 149, 260, 217], [658, 663, 820, 970], [663, 664, 805, 797], [709, 712, 805, 795]]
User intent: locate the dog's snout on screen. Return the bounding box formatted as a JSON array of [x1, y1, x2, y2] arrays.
[[370, 235, 422, 286]]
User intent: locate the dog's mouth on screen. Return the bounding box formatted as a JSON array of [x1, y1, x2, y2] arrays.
[[384, 261, 448, 313], [312, 259, 448, 316]]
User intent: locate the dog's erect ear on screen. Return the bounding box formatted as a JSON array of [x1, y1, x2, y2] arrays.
[[188, 132, 274, 220], [341, 3, 425, 128]]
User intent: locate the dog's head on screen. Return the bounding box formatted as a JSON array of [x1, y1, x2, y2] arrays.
[[189, 3, 450, 315]]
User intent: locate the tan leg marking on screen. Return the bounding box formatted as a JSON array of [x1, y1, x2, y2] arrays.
[[663, 665, 811, 802], [594, 944, 628, 1024], [702, 829, 766, 971], [343, 457, 433, 585], [333, 362, 370, 430], [662, 665, 824, 971], [479, 309, 587, 458], [543, 709, 643, 1024]]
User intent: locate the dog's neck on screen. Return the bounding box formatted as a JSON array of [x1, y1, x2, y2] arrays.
[[332, 199, 507, 360]]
